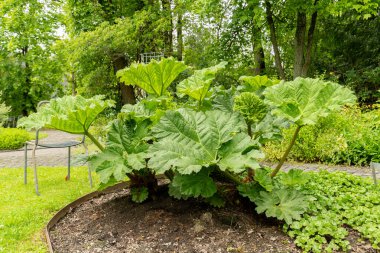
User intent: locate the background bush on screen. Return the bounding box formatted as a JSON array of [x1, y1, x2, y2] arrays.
[[0, 128, 32, 150], [0, 101, 10, 126], [264, 106, 380, 166]]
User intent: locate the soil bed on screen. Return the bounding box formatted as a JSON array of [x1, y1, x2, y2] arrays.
[[49, 187, 375, 253]]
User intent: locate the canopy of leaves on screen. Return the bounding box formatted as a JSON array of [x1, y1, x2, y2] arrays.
[[117, 58, 187, 97], [264, 78, 356, 126], [17, 95, 114, 133], [177, 62, 227, 103], [0, 0, 63, 115], [89, 119, 150, 184], [148, 109, 261, 174]]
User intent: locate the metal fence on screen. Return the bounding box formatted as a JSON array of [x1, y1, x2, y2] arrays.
[[140, 52, 164, 64]]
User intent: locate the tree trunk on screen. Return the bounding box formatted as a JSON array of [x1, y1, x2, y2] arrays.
[[22, 46, 31, 116], [114, 56, 136, 105], [162, 0, 173, 56], [252, 24, 266, 75], [294, 11, 307, 78], [301, 6, 318, 76], [177, 12, 183, 61], [265, 0, 285, 80], [70, 72, 77, 96]]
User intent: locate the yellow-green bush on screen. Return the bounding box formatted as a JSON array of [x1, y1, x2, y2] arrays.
[[264, 106, 380, 166], [0, 128, 32, 150]]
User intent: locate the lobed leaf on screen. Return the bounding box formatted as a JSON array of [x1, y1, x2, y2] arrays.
[[171, 169, 217, 198], [264, 78, 356, 126], [255, 189, 310, 224], [239, 75, 280, 92], [18, 95, 114, 133], [177, 62, 227, 102], [89, 119, 150, 184], [117, 57, 187, 96], [148, 109, 259, 174]]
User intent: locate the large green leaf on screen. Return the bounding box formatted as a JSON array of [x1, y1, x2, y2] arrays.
[[264, 78, 356, 126], [177, 62, 227, 103], [17, 95, 114, 133], [120, 96, 174, 124], [218, 133, 262, 173], [89, 119, 150, 184], [117, 57, 187, 96], [170, 169, 217, 198], [255, 189, 310, 224], [148, 109, 260, 174], [239, 75, 280, 92]]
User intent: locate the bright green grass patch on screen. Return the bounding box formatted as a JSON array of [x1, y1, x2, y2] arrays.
[[0, 167, 99, 253]]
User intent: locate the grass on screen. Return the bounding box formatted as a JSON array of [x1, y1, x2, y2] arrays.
[[0, 166, 99, 253]]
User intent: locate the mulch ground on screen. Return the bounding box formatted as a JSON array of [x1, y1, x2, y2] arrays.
[[49, 186, 377, 253]]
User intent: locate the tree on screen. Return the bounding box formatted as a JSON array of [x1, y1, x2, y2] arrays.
[[60, 0, 177, 107], [0, 0, 63, 116]]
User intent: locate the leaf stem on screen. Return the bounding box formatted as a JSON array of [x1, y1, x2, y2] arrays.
[[85, 131, 105, 151], [270, 125, 302, 178], [214, 167, 242, 185]]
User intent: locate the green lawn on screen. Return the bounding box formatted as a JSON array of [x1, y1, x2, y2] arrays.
[[0, 166, 98, 253]]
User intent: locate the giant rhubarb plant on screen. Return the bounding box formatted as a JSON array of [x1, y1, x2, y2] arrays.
[[148, 108, 263, 200]]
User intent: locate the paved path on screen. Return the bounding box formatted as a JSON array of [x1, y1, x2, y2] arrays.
[[0, 130, 83, 168], [0, 131, 379, 181]]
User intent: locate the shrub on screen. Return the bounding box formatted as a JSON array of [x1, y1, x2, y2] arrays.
[[0, 128, 32, 150], [0, 102, 10, 127], [264, 106, 380, 165]]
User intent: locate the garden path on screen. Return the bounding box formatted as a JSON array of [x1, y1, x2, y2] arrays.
[[0, 130, 378, 181], [0, 130, 83, 168]]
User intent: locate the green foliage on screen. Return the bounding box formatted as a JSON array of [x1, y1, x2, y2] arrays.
[[234, 92, 268, 124], [264, 106, 380, 166], [255, 189, 310, 225], [0, 0, 64, 116], [170, 169, 217, 198], [0, 128, 32, 150], [18, 95, 114, 134], [0, 100, 10, 126], [89, 118, 150, 184], [117, 58, 187, 97], [130, 187, 149, 203], [264, 77, 356, 126], [280, 169, 310, 187], [121, 96, 175, 124], [253, 168, 274, 192], [148, 109, 261, 175], [239, 169, 311, 225], [177, 62, 227, 104], [285, 171, 380, 252], [239, 75, 280, 93]]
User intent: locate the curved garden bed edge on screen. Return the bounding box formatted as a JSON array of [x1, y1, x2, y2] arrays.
[[44, 182, 130, 253]]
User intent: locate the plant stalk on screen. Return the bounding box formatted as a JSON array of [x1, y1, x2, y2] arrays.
[[270, 125, 302, 177], [215, 167, 242, 185], [247, 121, 252, 138], [85, 131, 105, 151]]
